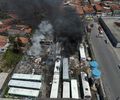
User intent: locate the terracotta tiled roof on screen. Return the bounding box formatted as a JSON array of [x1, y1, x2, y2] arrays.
[[95, 4, 103, 11], [2, 18, 14, 25], [111, 5, 120, 10], [76, 5, 84, 15], [17, 37, 29, 44], [83, 5, 95, 14], [24, 28, 32, 33], [0, 35, 8, 48]]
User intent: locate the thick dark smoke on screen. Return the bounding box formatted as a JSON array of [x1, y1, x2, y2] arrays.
[[0, 0, 62, 27], [0, 0, 84, 56]]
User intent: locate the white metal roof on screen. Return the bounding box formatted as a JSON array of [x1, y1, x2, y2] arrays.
[[8, 80, 41, 89], [54, 59, 61, 74], [63, 58, 69, 80], [79, 44, 86, 60], [71, 79, 79, 99], [81, 72, 92, 98], [0, 73, 8, 90], [63, 82, 70, 98], [50, 74, 60, 98], [8, 87, 40, 97], [12, 73, 42, 81]]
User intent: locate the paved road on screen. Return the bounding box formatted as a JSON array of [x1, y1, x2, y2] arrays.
[[90, 22, 120, 100]]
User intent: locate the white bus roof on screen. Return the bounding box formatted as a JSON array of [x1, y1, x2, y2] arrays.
[[71, 79, 79, 99], [8, 87, 40, 97], [63, 82, 70, 98], [8, 80, 41, 89], [63, 58, 69, 80], [50, 74, 60, 98], [81, 72, 92, 98], [54, 59, 61, 73], [12, 73, 42, 81], [79, 44, 86, 60]]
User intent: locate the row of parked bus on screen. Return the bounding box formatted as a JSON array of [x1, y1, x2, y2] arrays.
[[62, 57, 92, 100], [50, 57, 61, 98], [50, 43, 91, 99], [62, 72, 92, 99]]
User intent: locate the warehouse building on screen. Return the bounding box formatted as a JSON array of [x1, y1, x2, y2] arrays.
[[99, 17, 120, 47], [8, 73, 42, 97]]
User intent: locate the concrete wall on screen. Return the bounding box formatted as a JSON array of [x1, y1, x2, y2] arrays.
[[99, 18, 120, 47]]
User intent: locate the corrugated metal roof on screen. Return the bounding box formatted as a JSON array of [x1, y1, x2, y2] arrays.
[[11, 73, 42, 81], [8, 87, 40, 97], [8, 80, 41, 89], [63, 82, 70, 98], [63, 58, 69, 80]]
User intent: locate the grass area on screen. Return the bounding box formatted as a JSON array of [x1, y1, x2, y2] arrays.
[[2, 48, 23, 69]]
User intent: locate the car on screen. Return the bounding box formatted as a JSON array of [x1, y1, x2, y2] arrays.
[[118, 64, 120, 68], [98, 26, 103, 34], [96, 34, 104, 38], [105, 39, 109, 44]]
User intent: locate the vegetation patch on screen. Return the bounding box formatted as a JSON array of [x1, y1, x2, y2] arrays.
[[2, 48, 23, 70]]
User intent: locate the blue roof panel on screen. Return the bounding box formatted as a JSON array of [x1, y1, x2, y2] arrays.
[[90, 61, 99, 68], [92, 68, 101, 79]]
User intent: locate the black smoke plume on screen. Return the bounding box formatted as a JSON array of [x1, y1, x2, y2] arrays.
[[0, 0, 84, 56]]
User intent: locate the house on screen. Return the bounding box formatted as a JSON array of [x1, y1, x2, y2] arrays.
[[0, 35, 9, 52], [94, 3, 112, 16], [16, 37, 29, 44], [7, 25, 32, 35], [0, 19, 12, 33], [76, 5, 84, 15], [83, 5, 95, 15], [110, 5, 120, 16]]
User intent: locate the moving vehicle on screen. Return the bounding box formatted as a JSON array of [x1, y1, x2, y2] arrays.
[[98, 26, 103, 34], [105, 39, 109, 44], [96, 33, 104, 38]]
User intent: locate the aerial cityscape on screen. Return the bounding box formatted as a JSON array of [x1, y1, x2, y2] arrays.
[[0, 0, 120, 100]]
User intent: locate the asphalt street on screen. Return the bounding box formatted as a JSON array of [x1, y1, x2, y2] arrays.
[[90, 22, 120, 100]]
